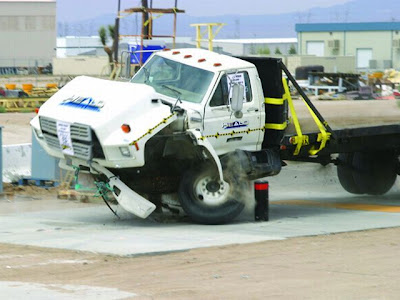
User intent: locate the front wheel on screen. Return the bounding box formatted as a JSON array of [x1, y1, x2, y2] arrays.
[[178, 163, 244, 225]]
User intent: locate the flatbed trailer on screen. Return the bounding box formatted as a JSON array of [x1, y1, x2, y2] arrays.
[[239, 56, 400, 196]]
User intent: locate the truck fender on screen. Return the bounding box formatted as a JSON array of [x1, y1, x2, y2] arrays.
[[187, 129, 224, 182]]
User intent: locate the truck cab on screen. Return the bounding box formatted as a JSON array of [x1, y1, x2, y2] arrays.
[[130, 48, 265, 154]]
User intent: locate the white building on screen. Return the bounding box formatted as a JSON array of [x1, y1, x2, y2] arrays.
[[211, 38, 298, 56], [0, 0, 56, 68], [56, 36, 105, 58]]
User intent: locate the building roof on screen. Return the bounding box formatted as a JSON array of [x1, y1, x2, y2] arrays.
[[0, 0, 55, 2], [213, 38, 297, 44], [296, 22, 400, 32]]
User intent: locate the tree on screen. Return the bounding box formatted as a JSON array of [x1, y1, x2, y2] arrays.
[[289, 44, 297, 55], [99, 25, 115, 71], [275, 47, 282, 55], [257, 47, 270, 55]]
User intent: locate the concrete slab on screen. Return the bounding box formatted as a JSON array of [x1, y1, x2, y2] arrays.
[[0, 162, 399, 256], [0, 281, 136, 299]]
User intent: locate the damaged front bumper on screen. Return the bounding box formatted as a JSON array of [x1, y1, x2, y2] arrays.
[[90, 163, 156, 219]]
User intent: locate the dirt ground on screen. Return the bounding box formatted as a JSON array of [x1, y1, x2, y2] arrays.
[[1, 100, 400, 298], [0, 228, 399, 299], [0, 112, 35, 145]]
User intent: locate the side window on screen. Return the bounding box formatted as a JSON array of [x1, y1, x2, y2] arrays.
[[209, 71, 252, 107], [227, 71, 252, 103], [210, 75, 229, 107]]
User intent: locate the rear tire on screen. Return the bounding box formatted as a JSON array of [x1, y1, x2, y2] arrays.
[[178, 163, 244, 225], [352, 151, 397, 195], [337, 153, 363, 194]]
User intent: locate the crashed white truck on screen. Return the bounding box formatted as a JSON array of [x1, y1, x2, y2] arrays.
[[31, 48, 400, 224]]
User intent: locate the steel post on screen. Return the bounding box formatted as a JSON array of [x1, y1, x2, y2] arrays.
[[254, 180, 269, 221]]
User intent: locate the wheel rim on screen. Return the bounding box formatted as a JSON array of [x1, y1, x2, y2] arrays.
[[194, 175, 231, 206]]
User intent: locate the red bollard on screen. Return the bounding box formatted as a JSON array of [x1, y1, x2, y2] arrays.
[[254, 180, 269, 221]]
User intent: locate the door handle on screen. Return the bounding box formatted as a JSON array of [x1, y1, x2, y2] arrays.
[[227, 136, 242, 142], [247, 107, 259, 112]]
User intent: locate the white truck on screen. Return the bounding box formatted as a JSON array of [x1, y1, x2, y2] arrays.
[[31, 48, 400, 224]]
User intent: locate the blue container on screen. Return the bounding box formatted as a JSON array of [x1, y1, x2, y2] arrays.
[[130, 45, 165, 64]]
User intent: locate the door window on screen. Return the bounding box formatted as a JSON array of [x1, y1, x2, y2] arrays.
[[209, 71, 252, 107]]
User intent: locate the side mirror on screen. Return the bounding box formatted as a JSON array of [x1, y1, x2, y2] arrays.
[[231, 83, 244, 118]]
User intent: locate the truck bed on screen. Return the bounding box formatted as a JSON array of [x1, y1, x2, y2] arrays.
[[281, 123, 400, 161], [286, 99, 400, 135]]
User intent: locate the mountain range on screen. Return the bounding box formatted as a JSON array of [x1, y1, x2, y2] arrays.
[[57, 0, 400, 38]]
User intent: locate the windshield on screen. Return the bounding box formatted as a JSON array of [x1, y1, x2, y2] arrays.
[[131, 55, 214, 103]]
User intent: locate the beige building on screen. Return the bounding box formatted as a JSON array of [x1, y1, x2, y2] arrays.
[[296, 22, 400, 70], [0, 0, 56, 68]]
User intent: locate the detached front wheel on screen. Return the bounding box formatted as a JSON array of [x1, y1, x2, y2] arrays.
[[178, 163, 244, 224]]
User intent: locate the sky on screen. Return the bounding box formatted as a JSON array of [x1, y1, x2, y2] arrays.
[[57, 0, 353, 22]]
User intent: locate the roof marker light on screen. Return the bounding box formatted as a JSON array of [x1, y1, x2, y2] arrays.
[[184, 55, 192, 59], [213, 63, 222, 67], [198, 58, 206, 63], [121, 124, 131, 133], [163, 48, 171, 51], [172, 51, 180, 55]]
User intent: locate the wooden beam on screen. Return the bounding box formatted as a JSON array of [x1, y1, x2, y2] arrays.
[[123, 8, 185, 14]]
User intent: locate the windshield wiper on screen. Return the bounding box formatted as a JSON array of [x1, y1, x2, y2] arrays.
[[161, 85, 183, 114]]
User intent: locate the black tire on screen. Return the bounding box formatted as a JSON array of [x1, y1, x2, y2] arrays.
[[178, 163, 244, 225], [352, 151, 397, 195], [337, 153, 364, 194]]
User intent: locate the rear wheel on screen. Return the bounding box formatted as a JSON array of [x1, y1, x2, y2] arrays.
[[337, 153, 363, 194], [178, 163, 244, 225], [352, 151, 397, 195], [337, 151, 397, 195]]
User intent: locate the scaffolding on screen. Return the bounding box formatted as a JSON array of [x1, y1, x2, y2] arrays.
[[120, 6, 185, 64], [190, 23, 225, 51]]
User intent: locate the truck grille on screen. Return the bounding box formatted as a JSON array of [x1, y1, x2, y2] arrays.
[[40, 117, 91, 142], [39, 116, 102, 160]]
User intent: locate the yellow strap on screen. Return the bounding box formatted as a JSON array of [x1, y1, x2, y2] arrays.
[[265, 97, 284, 105], [264, 94, 288, 105], [283, 78, 308, 155], [304, 103, 331, 155], [144, 13, 164, 27], [265, 122, 288, 130]]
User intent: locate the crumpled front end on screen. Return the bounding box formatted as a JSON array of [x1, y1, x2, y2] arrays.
[[31, 76, 178, 171]]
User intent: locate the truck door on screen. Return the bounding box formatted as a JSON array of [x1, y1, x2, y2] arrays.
[[203, 69, 263, 155]]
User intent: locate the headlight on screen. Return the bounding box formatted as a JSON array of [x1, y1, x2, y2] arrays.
[[119, 146, 131, 157]]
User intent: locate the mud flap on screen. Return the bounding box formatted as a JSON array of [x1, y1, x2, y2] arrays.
[[91, 163, 156, 218]]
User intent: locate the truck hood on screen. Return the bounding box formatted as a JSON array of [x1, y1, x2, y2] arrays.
[[35, 76, 176, 145]]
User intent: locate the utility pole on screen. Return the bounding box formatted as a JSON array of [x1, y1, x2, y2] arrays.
[[113, 0, 121, 63], [142, 0, 150, 39]]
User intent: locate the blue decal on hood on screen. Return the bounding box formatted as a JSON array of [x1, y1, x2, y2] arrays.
[[223, 121, 248, 129], [60, 95, 104, 111]]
